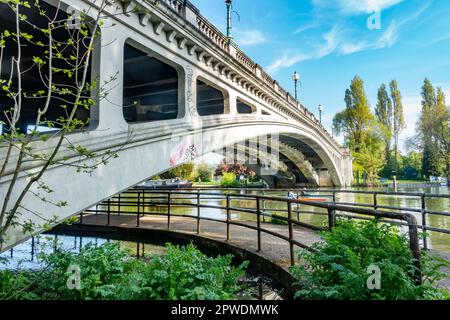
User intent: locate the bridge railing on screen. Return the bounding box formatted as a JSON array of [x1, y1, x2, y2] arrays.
[[152, 0, 341, 151], [81, 188, 426, 283]]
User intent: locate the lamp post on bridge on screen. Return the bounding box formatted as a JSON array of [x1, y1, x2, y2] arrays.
[[318, 104, 323, 124], [225, 0, 233, 42], [292, 71, 300, 101]]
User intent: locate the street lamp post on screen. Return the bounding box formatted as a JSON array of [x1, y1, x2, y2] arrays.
[[225, 0, 233, 41], [292, 71, 300, 101], [318, 104, 323, 124]]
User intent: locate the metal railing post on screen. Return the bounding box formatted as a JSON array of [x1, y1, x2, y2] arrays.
[[142, 189, 146, 218], [296, 191, 300, 220], [136, 192, 141, 227], [226, 193, 231, 241], [107, 198, 111, 226], [421, 193, 428, 250], [287, 200, 295, 266], [196, 190, 201, 234], [167, 192, 171, 229], [261, 191, 266, 222], [79, 211, 83, 224], [118, 193, 121, 216], [256, 196, 261, 252], [406, 214, 422, 284], [331, 190, 336, 223], [373, 192, 378, 212], [327, 205, 335, 231]]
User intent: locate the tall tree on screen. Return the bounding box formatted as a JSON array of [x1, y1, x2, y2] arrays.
[[334, 76, 373, 153], [334, 76, 385, 184], [418, 79, 446, 178], [434, 88, 450, 179], [390, 80, 405, 172], [375, 83, 393, 157]]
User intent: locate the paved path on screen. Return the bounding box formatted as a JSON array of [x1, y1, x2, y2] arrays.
[[79, 214, 321, 268]]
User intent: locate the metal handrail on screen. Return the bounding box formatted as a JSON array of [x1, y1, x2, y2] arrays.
[[80, 188, 435, 283], [129, 187, 450, 251]]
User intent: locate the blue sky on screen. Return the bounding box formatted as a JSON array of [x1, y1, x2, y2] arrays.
[[190, 0, 450, 152]]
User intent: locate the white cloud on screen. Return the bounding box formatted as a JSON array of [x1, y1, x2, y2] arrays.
[[267, 53, 311, 73], [316, 25, 341, 58], [375, 21, 399, 48], [312, 0, 404, 14], [340, 41, 369, 54], [267, 22, 400, 73], [294, 23, 319, 34], [235, 29, 267, 46]]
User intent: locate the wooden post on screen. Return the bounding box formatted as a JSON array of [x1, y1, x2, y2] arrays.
[[256, 196, 261, 252], [421, 194, 428, 250], [226, 193, 231, 241], [167, 192, 171, 230], [287, 201, 295, 266], [196, 190, 201, 234]]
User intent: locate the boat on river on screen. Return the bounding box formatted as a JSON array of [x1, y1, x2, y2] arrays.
[[137, 178, 193, 189], [287, 191, 329, 202]]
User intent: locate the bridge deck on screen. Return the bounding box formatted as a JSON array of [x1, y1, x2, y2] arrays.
[[79, 214, 321, 268]]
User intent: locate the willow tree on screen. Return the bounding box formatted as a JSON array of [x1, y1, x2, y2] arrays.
[[0, 0, 131, 248], [333, 76, 385, 184]]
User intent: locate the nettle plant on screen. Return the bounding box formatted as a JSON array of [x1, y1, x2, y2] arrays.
[[0, 0, 141, 248]]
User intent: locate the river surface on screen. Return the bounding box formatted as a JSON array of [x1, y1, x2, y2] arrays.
[[105, 185, 449, 254]]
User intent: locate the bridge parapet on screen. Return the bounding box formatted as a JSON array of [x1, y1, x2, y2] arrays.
[[148, 0, 342, 153]]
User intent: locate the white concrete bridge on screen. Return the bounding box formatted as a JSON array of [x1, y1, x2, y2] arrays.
[[0, 0, 352, 251]]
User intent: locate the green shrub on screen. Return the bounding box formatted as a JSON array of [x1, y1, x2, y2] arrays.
[[0, 242, 248, 300], [220, 172, 239, 187], [290, 219, 449, 300], [195, 163, 213, 182]]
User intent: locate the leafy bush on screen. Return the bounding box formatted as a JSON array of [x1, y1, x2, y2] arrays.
[[128, 243, 249, 300], [195, 163, 213, 182], [220, 172, 239, 187], [290, 219, 449, 300], [0, 243, 248, 300]]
